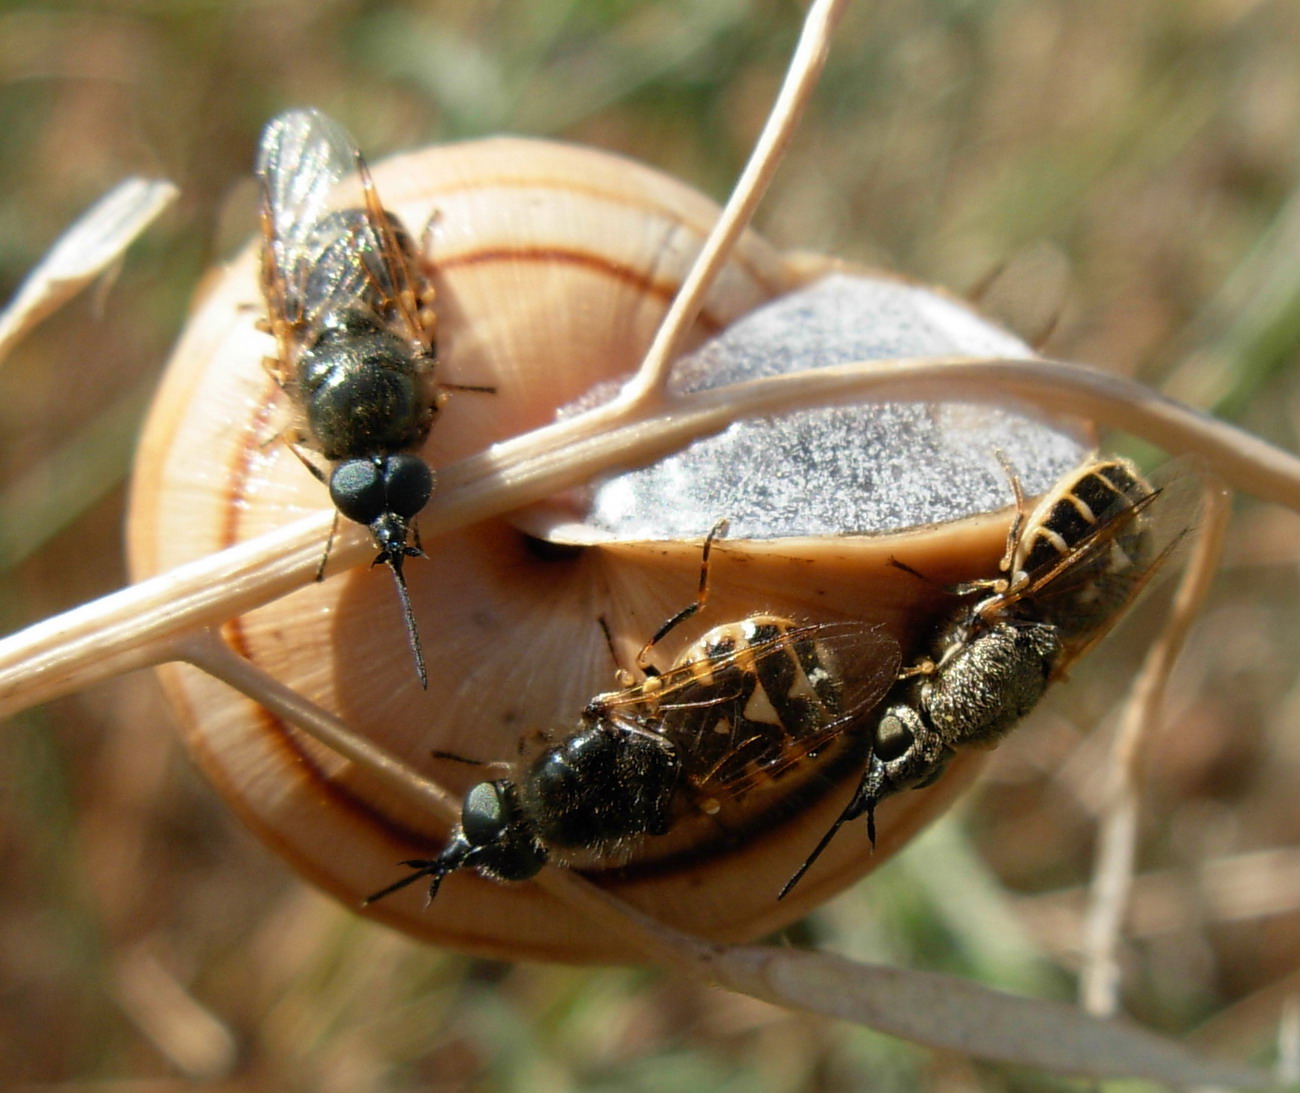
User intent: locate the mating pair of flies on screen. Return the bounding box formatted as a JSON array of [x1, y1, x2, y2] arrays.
[[365, 455, 1195, 906], [254, 109, 1194, 905]]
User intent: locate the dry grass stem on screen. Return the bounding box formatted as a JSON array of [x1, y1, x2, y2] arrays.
[[1078, 792, 1139, 1016], [419, 836, 1265, 1083], [179, 630, 462, 823], [0, 511, 333, 717], [1081, 474, 1233, 1015], [1, 355, 1297, 724], [0, 178, 177, 365], [111, 942, 239, 1082], [705, 946, 1263, 1085], [616, 0, 846, 405]]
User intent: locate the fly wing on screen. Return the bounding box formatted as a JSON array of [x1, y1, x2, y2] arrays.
[[256, 108, 372, 341], [256, 108, 357, 257], [653, 620, 901, 801], [1009, 456, 1207, 671], [256, 108, 429, 355]]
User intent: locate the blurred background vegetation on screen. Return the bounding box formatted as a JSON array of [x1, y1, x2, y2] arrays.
[[2, 0, 1300, 1089]]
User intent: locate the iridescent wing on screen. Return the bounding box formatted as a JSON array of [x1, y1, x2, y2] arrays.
[[597, 619, 900, 801], [256, 108, 429, 369], [997, 457, 1205, 672], [257, 109, 357, 339], [257, 109, 359, 257]]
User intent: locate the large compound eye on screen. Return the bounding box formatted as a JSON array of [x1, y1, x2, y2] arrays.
[[461, 781, 516, 847], [874, 707, 919, 762], [382, 453, 434, 520], [129, 131, 1091, 962], [328, 458, 386, 525], [461, 783, 546, 882]]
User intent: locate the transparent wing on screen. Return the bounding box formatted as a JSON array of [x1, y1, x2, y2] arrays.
[[598, 621, 893, 710], [640, 620, 901, 800], [257, 108, 425, 352], [1004, 456, 1205, 669], [256, 108, 358, 257]]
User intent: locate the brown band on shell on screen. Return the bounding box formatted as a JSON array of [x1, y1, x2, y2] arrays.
[[437, 247, 730, 335]]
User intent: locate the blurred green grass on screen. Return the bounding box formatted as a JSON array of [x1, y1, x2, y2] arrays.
[[2, 1, 1300, 1089]]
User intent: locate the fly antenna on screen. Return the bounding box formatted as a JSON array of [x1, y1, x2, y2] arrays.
[[363, 859, 446, 905], [378, 546, 428, 690], [778, 766, 881, 900], [364, 833, 474, 906]]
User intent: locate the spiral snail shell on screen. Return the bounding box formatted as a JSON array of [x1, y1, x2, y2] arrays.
[[126, 130, 1092, 962]]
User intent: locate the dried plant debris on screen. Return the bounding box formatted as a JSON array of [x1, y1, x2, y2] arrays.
[[0, 178, 177, 365]]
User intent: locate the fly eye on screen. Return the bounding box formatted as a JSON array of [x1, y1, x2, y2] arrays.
[[328, 459, 386, 525], [874, 709, 917, 761], [382, 454, 434, 520], [461, 782, 547, 882], [461, 781, 515, 847], [328, 455, 433, 526]]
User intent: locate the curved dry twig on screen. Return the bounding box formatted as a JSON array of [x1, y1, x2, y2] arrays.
[[0, 353, 1291, 716], [1080, 473, 1234, 1015], [615, 0, 846, 404], [171, 622, 1266, 1085], [0, 352, 1297, 722], [0, 178, 178, 365]]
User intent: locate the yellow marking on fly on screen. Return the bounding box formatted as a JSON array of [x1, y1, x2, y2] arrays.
[[1036, 525, 1072, 555], [1065, 488, 1100, 524], [742, 686, 782, 728]]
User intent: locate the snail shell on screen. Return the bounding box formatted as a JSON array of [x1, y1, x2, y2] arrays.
[[127, 135, 1089, 963]]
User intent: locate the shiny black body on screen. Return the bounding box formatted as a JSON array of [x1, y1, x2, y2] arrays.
[[257, 109, 442, 685], [781, 457, 1191, 898], [288, 210, 434, 461], [366, 616, 900, 904]]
